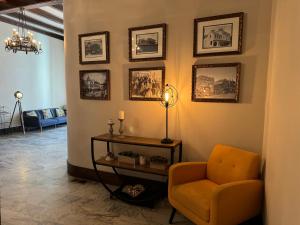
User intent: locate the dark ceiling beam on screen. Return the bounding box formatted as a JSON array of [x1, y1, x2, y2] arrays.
[[8, 12, 63, 34], [0, 15, 64, 40], [0, 0, 63, 14], [51, 4, 63, 12], [0, 0, 48, 11], [29, 8, 63, 24]]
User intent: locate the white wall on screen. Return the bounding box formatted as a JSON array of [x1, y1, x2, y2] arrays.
[[64, 0, 272, 171], [0, 22, 65, 127], [264, 0, 300, 224]]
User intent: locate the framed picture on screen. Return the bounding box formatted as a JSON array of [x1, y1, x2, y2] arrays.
[[129, 24, 167, 61], [192, 63, 241, 103], [79, 31, 110, 64], [129, 67, 165, 101], [193, 12, 244, 57], [79, 70, 110, 100]]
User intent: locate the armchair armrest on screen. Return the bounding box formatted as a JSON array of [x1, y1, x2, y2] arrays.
[[168, 162, 207, 187], [210, 180, 263, 225]]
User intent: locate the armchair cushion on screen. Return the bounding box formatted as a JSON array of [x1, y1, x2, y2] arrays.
[[171, 179, 218, 222], [207, 144, 260, 184]]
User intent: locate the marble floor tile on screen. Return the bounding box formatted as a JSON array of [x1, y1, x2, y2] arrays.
[[0, 127, 192, 225]]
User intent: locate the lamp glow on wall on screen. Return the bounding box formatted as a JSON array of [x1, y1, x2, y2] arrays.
[[160, 84, 178, 144]]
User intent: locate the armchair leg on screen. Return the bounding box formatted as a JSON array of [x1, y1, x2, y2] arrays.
[[169, 207, 176, 224]]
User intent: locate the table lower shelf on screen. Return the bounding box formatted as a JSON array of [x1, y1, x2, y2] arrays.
[[95, 157, 168, 176], [112, 182, 167, 208]]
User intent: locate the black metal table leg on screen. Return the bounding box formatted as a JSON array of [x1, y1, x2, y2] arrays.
[[106, 141, 110, 153], [107, 141, 122, 180], [170, 147, 175, 164], [91, 137, 114, 194], [179, 143, 183, 162]]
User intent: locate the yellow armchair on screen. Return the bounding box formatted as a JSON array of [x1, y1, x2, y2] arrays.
[[168, 144, 263, 225]]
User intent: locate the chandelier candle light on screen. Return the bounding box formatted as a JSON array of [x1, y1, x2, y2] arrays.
[[4, 8, 42, 54]]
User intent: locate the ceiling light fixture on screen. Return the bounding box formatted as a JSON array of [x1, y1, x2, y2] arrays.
[[4, 8, 42, 54]]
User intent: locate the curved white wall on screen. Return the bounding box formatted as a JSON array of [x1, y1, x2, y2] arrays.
[[64, 0, 272, 170], [264, 0, 300, 224]]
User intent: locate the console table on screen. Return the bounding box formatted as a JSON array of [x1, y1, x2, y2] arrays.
[[91, 133, 182, 207]]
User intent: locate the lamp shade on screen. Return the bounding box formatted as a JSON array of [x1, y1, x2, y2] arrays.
[[160, 84, 178, 108], [14, 91, 23, 100]]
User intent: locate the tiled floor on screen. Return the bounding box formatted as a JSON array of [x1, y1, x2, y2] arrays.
[[0, 126, 191, 225]]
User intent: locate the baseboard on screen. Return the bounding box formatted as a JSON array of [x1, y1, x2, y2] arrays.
[[0, 126, 22, 135], [67, 161, 165, 186]]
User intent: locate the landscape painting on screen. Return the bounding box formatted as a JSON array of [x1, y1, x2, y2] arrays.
[[136, 32, 159, 54], [84, 39, 103, 58], [192, 63, 240, 103]]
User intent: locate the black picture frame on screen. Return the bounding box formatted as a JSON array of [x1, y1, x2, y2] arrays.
[[193, 13, 244, 57], [192, 63, 241, 103], [79, 70, 110, 100], [79, 31, 110, 64], [129, 67, 165, 101], [129, 24, 167, 62]]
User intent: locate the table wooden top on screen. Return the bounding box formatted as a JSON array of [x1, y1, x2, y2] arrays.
[[92, 133, 182, 148]]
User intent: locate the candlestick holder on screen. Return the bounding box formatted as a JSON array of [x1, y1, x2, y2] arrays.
[[108, 120, 114, 137], [118, 118, 124, 137]]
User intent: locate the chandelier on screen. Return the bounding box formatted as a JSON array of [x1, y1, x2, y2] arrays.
[[4, 8, 42, 54]]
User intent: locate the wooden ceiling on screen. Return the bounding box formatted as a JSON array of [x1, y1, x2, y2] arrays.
[[0, 0, 64, 40]]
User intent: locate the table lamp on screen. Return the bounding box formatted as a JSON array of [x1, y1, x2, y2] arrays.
[[160, 84, 178, 144]]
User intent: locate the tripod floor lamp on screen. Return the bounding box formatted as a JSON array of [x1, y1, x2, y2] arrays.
[[9, 91, 25, 134]]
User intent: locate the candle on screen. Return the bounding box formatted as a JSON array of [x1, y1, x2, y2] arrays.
[[119, 110, 125, 120]]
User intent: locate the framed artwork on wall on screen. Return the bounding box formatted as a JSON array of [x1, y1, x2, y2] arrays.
[[79, 70, 110, 100], [129, 24, 167, 61], [78, 31, 110, 64], [129, 67, 165, 101], [192, 63, 241, 103], [193, 12, 244, 57]]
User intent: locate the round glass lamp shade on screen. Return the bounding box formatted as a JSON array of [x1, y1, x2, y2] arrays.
[[160, 84, 178, 108], [14, 91, 23, 100]]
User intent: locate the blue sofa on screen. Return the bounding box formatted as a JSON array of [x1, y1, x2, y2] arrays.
[[23, 108, 67, 131]]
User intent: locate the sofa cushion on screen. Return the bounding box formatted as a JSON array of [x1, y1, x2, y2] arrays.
[[40, 118, 57, 127], [207, 144, 261, 185], [55, 108, 65, 117], [171, 179, 218, 222], [26, 111, 38, 117], [42, 109, 53, 119], [56, 116, 67, 124]]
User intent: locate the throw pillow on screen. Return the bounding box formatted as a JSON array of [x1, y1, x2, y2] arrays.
[[56, 108, 65, 117], [42, 109, 53, 119], [26, 111, 38, 117]]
